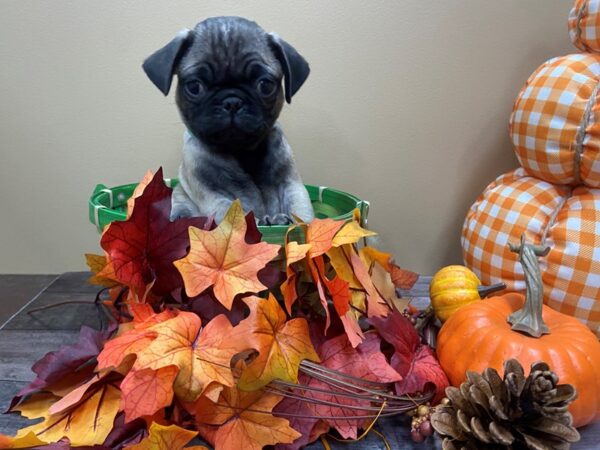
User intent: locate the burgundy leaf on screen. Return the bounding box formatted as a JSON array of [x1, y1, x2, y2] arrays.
[[273, 374, 329, 450], [370, 310, 448, 402], [9, 325, 115, 410], [100, 168, 213, 297]]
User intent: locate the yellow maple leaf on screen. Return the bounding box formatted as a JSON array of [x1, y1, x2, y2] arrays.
[[126, 422, 206, 450], [332, 209, 377, 247], [85, 253, 120, 288], [13, 385, 120, 447], [0, 431, 47, 449], [230, 295, 320, 391]]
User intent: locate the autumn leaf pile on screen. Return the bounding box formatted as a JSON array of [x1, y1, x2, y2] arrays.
[[1, 169, 449, 450]]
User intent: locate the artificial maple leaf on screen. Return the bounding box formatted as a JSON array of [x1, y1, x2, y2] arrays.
[[120, 366, 179, 422], [325, 246, 361, 289], [10, 325, 115, 410], [188, 290, 248, 327], [370, 261, 410, 313], [281, 236, 312, 314], [272, 373, 331, 450], [310, 255, 365, 346], [190, 387, 301, 450], [281, 333, 401, 440], [100, 168, 213, 297], [229, 294, 319, 391], [305, 256, 333, 332], [101, 412, 148, 449], [389, 263, 419, 290], [126, 169, 154, 218], [126, 422, 207, 450], [12, 382, 121, 446], [304, 218, 345, 258], [349, 251, 389, 318], [85, 253, 120, 288], [174, 200, 281, 310], [359, 246, 392, 271], [369, 310, 449, 402], [97, 311, 238, 403], [331, 211, 376, 247], [0, 431, 46, 449], [48, 373, 108, 415]]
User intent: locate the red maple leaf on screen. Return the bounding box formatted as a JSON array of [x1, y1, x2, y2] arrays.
[[276, 333, 400, 440], [369, 310, 449, 402], [100, 168, 213, 297], [272, 373, 329, 450]]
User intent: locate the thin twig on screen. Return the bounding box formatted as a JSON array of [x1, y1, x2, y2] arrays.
[[27, 300, 96, 315], [266, 385, 413, 413]]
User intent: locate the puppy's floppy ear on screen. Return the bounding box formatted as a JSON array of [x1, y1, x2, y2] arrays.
[[268, 33, 310, 104], [143, 28, 191, 96]]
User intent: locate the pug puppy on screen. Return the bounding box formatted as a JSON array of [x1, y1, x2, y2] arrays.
[[142, 16, 314, 225]]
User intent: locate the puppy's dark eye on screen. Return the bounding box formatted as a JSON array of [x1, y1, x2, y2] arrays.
[[184, 80, 204, 98], [257, 78, 277, 97]]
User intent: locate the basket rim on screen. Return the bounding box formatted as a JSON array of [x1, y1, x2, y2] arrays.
[[89, 180, 369, 235]]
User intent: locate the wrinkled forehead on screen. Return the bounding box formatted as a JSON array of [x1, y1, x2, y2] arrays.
[[178, 17, 281, 79]]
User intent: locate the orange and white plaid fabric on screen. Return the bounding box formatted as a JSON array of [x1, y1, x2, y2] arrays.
[[462, 168, 600, 337], [509, 53, 600, 188], [570, 0, 600, 52]]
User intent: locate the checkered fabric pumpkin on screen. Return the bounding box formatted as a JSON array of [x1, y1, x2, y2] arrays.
[[570, 0, 600, 52], [462, 168, 600, 337], [509, 53, 600, 188]]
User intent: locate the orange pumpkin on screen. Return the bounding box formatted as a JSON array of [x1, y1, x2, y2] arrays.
[[438, 237, 600, 427]]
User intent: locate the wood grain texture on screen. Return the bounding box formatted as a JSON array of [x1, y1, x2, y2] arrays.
[[0, 272, 598, 449], [0, 330, 78, 382], [2, 291, 102, 331], [0, 274, 57, 325]]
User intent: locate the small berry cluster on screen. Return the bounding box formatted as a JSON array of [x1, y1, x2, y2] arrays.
[[409, 404, 433, 443]]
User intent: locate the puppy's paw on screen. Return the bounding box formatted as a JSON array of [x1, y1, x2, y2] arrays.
[[258, 214, 293, 226], [270, 213, 294, 225]]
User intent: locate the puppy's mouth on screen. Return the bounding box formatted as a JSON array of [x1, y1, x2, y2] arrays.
[[203, 119, 266, 147]]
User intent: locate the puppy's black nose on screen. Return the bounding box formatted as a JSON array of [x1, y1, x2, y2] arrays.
[[222, 96, 243, 113]]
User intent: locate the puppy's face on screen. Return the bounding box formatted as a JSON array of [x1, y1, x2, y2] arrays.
[[176, 19, 284, 151], [143, 17, 310, 153]]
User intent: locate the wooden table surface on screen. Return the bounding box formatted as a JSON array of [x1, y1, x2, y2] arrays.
[[0, 272, 598, 449]]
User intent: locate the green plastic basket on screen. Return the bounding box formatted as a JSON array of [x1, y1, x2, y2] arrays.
[[89, 179, 369, 245]]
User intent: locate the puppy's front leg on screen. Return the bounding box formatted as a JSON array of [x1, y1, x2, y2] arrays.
[[282, 180, 315, 223]]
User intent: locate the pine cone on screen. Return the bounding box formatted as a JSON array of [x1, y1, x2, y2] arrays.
[[431, 359, 580, 450]]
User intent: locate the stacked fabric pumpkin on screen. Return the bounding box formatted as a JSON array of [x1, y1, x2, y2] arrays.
[[462, 0, 600, 338]]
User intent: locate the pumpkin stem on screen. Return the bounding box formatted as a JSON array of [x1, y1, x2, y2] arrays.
[[507, 234, 551, 338], [477, 282, 507, 298]]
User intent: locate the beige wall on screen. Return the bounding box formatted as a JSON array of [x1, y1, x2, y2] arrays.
[[0, 0, 574, 274]]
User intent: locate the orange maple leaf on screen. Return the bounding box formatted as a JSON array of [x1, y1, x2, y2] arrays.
[[304, 218, 345, 258], [229, 295, 319, 391], [126, 169, 154, 218], [174, 200, 281, 309], [120, 366, 179, 421], [190, 387, 301, 450], [97, 311, 238, 403], [349, 250, 389, 318], [127, 422, 207, 450], [281, 235, 311, 314]]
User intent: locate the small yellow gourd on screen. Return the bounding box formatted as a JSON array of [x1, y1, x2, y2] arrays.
[[429, 265, 504, 322]]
